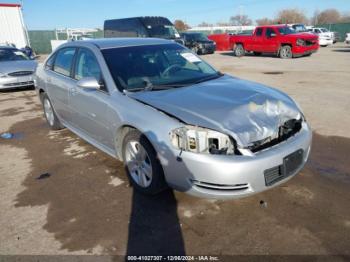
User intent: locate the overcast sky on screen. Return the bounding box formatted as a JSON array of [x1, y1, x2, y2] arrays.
[[6, 0, 350, 29]]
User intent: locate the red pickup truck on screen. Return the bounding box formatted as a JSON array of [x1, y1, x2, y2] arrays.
[[216, 25, 319, 58]]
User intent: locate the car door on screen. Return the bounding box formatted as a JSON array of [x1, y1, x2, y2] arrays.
[[45, 47, 77, 124], [250, 27, 264, 51], [262, 27, 279, 53], [69, 47, 114, 148]]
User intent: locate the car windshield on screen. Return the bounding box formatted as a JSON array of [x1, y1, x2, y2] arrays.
[[0, 48, 29, 62], [146, 25, 180, 39], [320, 28, 329, 33], [186, 33, 209, 41], [278, 26, 296, 35], [102, 43, 219, 92]]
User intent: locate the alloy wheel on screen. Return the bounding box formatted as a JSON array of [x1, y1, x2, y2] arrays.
[[44, 98, 54, 126], [125, 140, 153, 188]]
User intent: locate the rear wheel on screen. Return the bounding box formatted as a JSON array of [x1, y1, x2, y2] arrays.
[[122, 129, 167, 195], [279, 45, 293, 59], [41, 93, 64, 130], [234, 44, 245, 57]]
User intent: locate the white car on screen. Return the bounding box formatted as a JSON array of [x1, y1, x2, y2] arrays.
[[345, 33, 350, 44], [308, 28, 333, 47], [0, 46, 37, 90]]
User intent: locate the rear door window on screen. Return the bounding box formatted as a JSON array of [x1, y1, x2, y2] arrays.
[[53, 48, 76, 77], [256, 28, 263, 37], [265, 28, 275, 38]]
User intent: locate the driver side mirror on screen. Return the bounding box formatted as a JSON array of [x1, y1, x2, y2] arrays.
[[77, 77, 101, 90]]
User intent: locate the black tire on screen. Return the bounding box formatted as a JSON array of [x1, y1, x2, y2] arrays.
[[253, 52, 262, 56], [191, 46, 199, 54], [122, 129, 167, 195], [279, 45, 293, 59], [41, 93, 64, 130], [234, 44, 245, 57]]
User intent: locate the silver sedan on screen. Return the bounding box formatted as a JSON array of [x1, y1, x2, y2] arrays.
[[0, 46, 37, 90], [35, 38, 312, 199]]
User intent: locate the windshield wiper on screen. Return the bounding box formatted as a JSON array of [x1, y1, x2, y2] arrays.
[[124, 81, 188, 93], [193, 72, 224, 84], [123, 72, 224, 93]]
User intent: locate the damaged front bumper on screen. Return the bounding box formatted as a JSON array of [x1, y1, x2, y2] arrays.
[[163, 122, 312, 199]]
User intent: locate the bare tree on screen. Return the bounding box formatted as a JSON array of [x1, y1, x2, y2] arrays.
[[310, 10, 320, 25], [340, 12, 350, 23], [316, 9, 341, 24], [173, 20, 190, 31], [256, 17, 276, 26], [275, 8, 308, 24], [229, 14, 253, 26]]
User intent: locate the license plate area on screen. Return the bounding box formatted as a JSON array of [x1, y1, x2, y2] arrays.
[[283, 149, 304, 177], [264, 149, 304, 186]]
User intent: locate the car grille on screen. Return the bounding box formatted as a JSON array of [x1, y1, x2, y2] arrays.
[[305, 39, 317, 46], [8, 71, 33, 76], [192, 180, 249, 191], [264, 149, 304, 186], [264, 166, 283, 186], [4, 81, 34, 87]]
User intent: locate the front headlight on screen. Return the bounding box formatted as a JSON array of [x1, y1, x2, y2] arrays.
[[296, 39, 305, 46], [170, 126, 235, 155]]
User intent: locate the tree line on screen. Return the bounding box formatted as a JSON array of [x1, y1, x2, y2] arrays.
[[173, 8, 350, 31]]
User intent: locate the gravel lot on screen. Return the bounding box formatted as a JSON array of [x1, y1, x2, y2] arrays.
[[0, 44, 349, 260]]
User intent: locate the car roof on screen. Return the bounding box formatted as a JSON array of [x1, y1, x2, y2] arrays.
[[62, 37, 174, 50]]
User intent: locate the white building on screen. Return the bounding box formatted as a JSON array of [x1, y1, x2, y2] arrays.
[[188, 25, 256, 34], [0, 3, 29, 48]]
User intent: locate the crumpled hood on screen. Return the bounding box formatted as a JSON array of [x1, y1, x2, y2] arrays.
[[0, 60, 37, 74], [129, 75, 302, 147]]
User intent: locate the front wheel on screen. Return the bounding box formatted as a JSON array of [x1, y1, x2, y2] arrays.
[[191, 46, 199, 54], [122, 130, 167, 195], [279, 45, 293, 59], [41, 93, 64, 130], [234, 44, 245, 57]]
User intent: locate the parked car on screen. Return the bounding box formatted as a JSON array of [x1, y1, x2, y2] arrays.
[[0, 46, 37, 90], [308, 27, 340, 44], [307, 27, 334, 47], [230, 25, 319, 58], [180, 32, 216, 55], [104, 16, 184, 45], [35, 38, 311, 199], [345, 33, 350, 44]]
